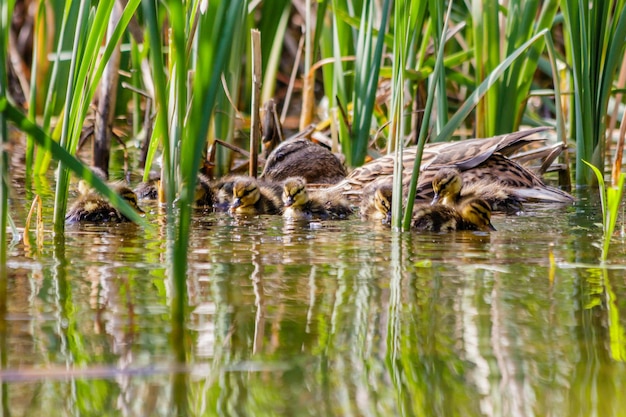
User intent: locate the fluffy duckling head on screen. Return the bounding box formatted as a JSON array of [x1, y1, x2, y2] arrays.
[[282, 177, 309, 208], [230, 177, 261, 211], [459, 198, 496, 231], [431, 168, 463, 206], [373, 184, 393, 224], [360, 183, 393, 224], [116, 185, 145, 215]]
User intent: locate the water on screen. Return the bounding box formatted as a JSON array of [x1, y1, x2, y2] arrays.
[[3, 184, 626, 416]]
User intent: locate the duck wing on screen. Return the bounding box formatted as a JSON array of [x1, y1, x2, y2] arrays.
[[344, 127, 550, 188]]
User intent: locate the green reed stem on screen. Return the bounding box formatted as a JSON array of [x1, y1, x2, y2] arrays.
[[402, 1, 453, 230], [389, 0, 409, 230]]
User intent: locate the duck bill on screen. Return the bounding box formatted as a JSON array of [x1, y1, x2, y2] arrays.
[[382, 211, 392, 226], [431, 194, 440, 205], [486, 222, 497, 231], [284, 196, 295, 207], [231, 198, 242, 209]]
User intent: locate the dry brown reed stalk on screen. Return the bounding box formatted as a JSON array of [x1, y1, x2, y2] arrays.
[[23, 195, 44, 251]]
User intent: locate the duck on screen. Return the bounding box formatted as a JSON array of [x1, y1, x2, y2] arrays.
[[229, 176, 283, 215], [66, 184, 145, 223], [326, 127, 574, 207], [260, 138, 347, 184], [360, 183, 496, 232], [282, 177, 353, 220]]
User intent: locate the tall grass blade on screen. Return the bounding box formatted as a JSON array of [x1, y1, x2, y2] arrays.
[[52, 0, 91, 233]]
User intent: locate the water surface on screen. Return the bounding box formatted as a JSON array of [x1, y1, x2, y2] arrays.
[[4, 186, 626, 417]]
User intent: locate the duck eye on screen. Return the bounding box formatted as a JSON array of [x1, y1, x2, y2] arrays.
[[275, 152, 285, 162]]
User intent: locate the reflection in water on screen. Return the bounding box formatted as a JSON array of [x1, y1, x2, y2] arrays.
[[3, 193, 626, 415]]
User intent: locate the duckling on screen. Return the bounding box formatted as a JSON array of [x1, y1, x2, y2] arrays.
[[282, 177, 352, 220], [411, 204, 462, 232], [229, 176, 283, 215], [360, 182, 393, 224], [260, 138, 347, 184], [66, 184, 145, 223]]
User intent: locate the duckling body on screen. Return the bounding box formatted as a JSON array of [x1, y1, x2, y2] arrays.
[[282, 177, 352, 220], [66, 184, 144, 223], [260, 138, 347, 184], [230, 177, 283, 215], [360, 183, 496, 232]]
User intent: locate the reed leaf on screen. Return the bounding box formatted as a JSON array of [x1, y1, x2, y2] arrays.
[[471, 0, 558, 137], [582, 159, 624, 261]]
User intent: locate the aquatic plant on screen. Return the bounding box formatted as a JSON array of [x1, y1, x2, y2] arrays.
[[562, 0, 626, 186], [583, 160, 625, 261]]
